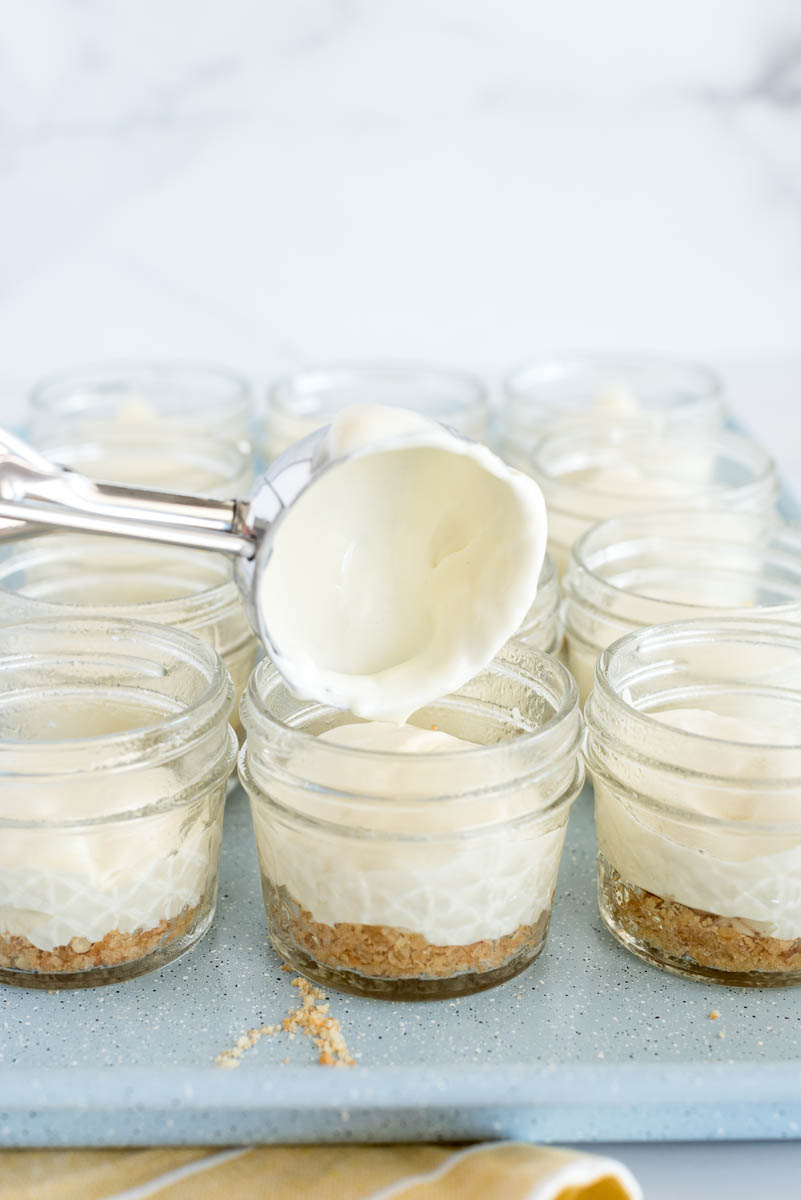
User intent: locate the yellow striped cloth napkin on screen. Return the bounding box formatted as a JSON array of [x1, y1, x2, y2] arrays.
[[0, 1142, 640, 1199]]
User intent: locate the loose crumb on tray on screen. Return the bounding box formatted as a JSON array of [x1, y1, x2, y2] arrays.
[[214, 971, 355, 1070]]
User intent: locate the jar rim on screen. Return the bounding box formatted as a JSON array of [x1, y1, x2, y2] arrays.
[[37, 423, 251, 466], [0, 533, 243, 629], [0, 615, 234, 757], [585, 618, 801, 830], [30, 360, 253, 421], [267, 362, 490, 423], [529, 425, 777, 509], [503, 351, 722, 406], [566, 510, 801, 619], [240, 742, 585, 836], [241, 638, 580, 764], [592, 617, 801, 750]]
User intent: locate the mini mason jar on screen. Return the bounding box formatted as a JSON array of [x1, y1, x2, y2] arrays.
[[29, 362, 254, 448], [36, 425, 253, 497], [563, 511, 801, 703], [499, 354, 724, 468], [527, 425, 778, 577], [585, 620, 801, 987], [239, 642, 583, 999], [517, 552, 561, 654], [0, 617, 236, 989], [265, 365, 491, 460], [0, 534, 258, 733]]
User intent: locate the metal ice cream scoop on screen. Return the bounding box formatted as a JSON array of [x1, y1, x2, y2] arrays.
[[0, 424, 328, 651]]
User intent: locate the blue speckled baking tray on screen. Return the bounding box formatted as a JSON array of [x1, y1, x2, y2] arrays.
[[2, 784, 801, 1147], [2, 439, 800, 1149]]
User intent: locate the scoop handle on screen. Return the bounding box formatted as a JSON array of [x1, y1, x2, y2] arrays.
[[0, 426, 257, 557]]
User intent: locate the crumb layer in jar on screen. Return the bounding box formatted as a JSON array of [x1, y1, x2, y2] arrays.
[[0, 902, 199, 980], [599, 855, 801, 984], [266, 880, 551, 998]]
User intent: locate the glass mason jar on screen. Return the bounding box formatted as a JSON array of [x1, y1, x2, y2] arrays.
[[585, 619, 801, 987], [499, 354, 724, 468], [265, 365, 491, 460], [563, 511, 801, 704], [517, 552, 561, 654], [239, 642, 583, 1000], [29, 362, 254, 449], [0, 617, 236, 989], [36, 425, 253, 497], [527, 425, 778, 577], [0, 534, 257, 734]]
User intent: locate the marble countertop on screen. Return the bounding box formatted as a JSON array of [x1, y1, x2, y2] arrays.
[[0, 1, 799, 385]]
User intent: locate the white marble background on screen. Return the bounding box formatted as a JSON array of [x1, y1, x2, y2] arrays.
[[0, 0, 800, 472], [1, 0, 799, 391]]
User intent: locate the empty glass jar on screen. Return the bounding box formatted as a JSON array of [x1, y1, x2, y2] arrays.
[[563, 511, 801, 703], [239, 641, 583, 999], [265, 365, 491, 460], [29, 362, 254, 448], [0, 617, 236, 989], [586, 619, 801, 987], [527, 426, 778, 576], [499, 354, 724, 468]]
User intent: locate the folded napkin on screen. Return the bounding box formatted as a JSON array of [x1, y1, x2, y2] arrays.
[[0, 1142, 640, 1199]]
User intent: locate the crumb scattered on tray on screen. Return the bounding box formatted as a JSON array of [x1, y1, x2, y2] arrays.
[[214, 971, 355, 1070], [709, 1010, 720, 1020]]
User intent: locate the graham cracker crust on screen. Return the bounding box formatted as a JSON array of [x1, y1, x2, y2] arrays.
[[289, 902, 536, 979], [0, 903, 199, 975], [599, 855, 801, 982]]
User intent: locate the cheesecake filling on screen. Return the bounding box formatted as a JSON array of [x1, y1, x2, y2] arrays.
[[595, 705, 801, 940], [252, 721, 565, 949], [259, 405, 547, 722]]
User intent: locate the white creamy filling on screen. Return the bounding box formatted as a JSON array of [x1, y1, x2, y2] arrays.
[[547, 449, 716, 576], [0, 796, 222, 952], [592, 385, 639, 416], [596, 706, 801, 939], [260, 405, 547, 721], [254, 721, 564, 946]]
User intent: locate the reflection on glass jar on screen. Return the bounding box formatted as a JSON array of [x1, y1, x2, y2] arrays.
[[585, 619, 801, 987], [35, 425, 253, 497], [29, 362, 253, 449], [0, 618, 236, 989], [239, 642, 583, 1000], [563, 511, 801, 704], [265, 365, 491, 461], [499, 353, 724, 467], [526, 425, 778, 577], [0, 533, 257, 735], [516, 552, 561, 654]]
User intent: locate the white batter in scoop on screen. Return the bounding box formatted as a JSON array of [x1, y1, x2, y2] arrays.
[[259, 405, 548, 721]]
